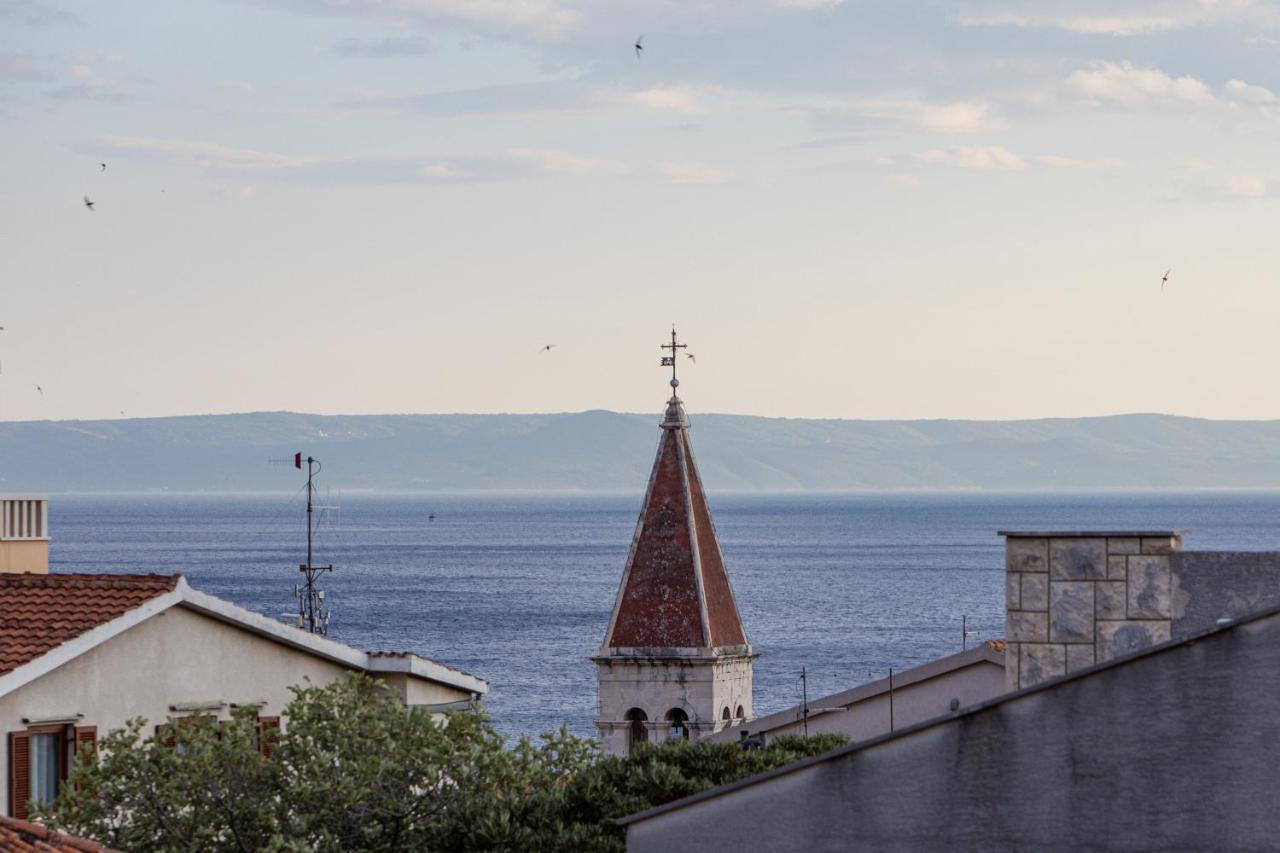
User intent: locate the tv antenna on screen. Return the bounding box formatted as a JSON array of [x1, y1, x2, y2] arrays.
[[272, 452, 335, 635]]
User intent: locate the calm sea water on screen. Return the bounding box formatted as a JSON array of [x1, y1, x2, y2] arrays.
[[47, 490, 1280, 739]]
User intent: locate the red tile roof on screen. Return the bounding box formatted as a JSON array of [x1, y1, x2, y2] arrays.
[[0, 574, 179, 676], [0, 815, 120, 852], [604, 401, 749, 651]]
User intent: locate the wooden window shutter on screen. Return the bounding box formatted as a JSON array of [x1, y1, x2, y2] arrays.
[[73, 726, 97, 763], [8, 731, 30, 820], [155, 724, 177, 749], [258, 717, 281, 758]]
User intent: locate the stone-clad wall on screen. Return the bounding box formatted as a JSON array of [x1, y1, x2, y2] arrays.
[[1004, 533, 1183, 691]]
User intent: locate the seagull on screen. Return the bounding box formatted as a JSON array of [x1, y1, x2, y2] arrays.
[[635, 35, 643, 58], [99, 162, 106, 172], [1161, 268, 1171, 290], [33, 384, 43, 396], [83, 196, 95, 211], [539, 344, 557, 353], [685, 352, 696, 363]]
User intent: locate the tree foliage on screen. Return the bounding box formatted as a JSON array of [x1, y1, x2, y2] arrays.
[[40, 675, 846, 852]]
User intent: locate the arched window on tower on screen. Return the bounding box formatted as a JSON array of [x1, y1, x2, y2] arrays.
[[625, 708, 648, 751], [665, 708, 689, 740], [736, 705, 745, 720], [721, 706, 731, 722]]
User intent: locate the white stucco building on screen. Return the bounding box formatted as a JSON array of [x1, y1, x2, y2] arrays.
[[1, 534, 487, 820]]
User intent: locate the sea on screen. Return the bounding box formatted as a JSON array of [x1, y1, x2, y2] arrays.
[[46, 490, 1280, 740]]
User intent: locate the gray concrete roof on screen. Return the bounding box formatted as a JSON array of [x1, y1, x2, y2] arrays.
[[997, 529, 1191, 537], [706, 641, 1004, 743], [618, 597, 1275, 828]]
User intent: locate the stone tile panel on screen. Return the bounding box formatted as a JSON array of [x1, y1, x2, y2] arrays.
[[1020, 643, 1066, 686], [1128, 555, 1171, 619], [1050, 538, 1107, 580], [1140, 536, 1180, 555], [1020, 574, 1048, 611], [1096, 581, 1127, 620], [1007, 538, 1048, 573], [1107, 537, 1140, 555], [1050, 581, 1095, 643], [1107, 556, 1128, 580], [1007, 611, 1048, 643], [1096, 620, 1171, 661], [1065, 644, 1095, 673], [1006, 573, 1021, 610]]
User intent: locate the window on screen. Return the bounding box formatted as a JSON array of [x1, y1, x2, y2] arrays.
[[624, 708, 648, 752], [721, 707, 731, 721], [7, 725, 95, 819], [665, 708, 689, 740], [736, 705, 745, 720]]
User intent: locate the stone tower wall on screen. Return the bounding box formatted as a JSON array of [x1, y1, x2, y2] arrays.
[[1004, 532, 1182, 691]]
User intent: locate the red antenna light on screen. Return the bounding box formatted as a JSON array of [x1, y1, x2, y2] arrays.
[[294, 452, 302, 469]]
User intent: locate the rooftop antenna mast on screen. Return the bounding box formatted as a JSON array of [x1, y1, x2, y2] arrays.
[[293, 452, 333, 635]]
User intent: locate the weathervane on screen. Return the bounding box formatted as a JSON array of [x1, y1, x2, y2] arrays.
[[660, 326, 694, 394]]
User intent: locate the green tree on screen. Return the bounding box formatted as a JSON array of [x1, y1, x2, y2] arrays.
[[41, 674, 846, 852]]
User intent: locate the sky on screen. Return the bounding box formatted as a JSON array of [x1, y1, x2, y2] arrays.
[[3, 0, 1280, 422]]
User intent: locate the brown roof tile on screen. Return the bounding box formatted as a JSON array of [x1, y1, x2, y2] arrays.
[[0, 815, 121, 852], [0, 573, 179, 676]]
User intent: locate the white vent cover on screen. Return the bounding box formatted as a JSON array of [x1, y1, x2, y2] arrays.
[[0, 497, 48, 541]]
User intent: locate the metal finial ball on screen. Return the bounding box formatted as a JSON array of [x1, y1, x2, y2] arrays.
[[670, 378, 679, 388]]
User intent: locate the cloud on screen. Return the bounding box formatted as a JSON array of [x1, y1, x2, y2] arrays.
[[0, 52, 53, 81], [630, 87, 700, 113], [338, 79, 588, 116], [0, 0, 80, 27], [330, 35, 434, 57], [773, 0, 845, 8], [1224, 79, 1277, 105], [808, 98, 1004, 133], [78, 134, 639, 186], [45, 62, 141, 102], [884, 173, 921, 188], [1065, 61, 1214, 106], [656, 161, 727, 185], [1225, 175, 1267, 198], [1033, 154, 1120, 169], [938, 0, 1262, 35], [914, 145, 1028, 170], [234, 0, 580, 39]]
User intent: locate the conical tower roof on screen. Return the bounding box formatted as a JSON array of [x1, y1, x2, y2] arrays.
[[602, 347, 749, 654]]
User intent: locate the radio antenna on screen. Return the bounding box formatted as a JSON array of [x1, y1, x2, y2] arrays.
[[286, 452, 334, 635]]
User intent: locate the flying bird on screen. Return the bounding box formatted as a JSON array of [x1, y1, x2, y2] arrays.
[[33, 385, 43, 396], [635, 35, 643, 58], [1161, 268, 1171, 290], [99, 162, 106, 172], [83, 196, 95, 211], [685, 352, 696, 363], [539, 344, 557, 353]]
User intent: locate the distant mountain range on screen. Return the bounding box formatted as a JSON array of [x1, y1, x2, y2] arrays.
[[3, 410, 1280, 492]]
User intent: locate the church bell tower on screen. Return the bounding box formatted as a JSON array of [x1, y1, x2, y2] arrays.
[[594, 329, 756, 756]]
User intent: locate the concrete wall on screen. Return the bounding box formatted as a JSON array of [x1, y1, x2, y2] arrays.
[[1171, 551, 1280, 638], [626, 607, 1280, 853], [1, 605, 474, 815], [704, 653, 1004, 746], [1004, 533, 1181, 690], [0, 543, 48, 574], [596, 654, 753, 756]]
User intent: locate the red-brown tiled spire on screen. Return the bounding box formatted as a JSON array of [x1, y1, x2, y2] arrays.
[[603, 347, 749, 653]]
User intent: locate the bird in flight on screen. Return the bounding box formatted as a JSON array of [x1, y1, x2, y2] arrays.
[[685, 352, 696, 363], [33, 385, 43, 396], [1161, 268, 1171, 290], [83, 196, 95, 211], [99, 162, 106, 172], [635, 35, 643, 58], [539, 344, 557, 353]]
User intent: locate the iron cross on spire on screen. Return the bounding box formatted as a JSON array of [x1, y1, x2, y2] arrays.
[[660, 326, 692, 391]]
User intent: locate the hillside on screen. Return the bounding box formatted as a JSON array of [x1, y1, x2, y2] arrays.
[[2, 411, 1279, 492]]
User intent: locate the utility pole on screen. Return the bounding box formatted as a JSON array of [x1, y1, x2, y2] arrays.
[[801, 666, 810, 736]]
